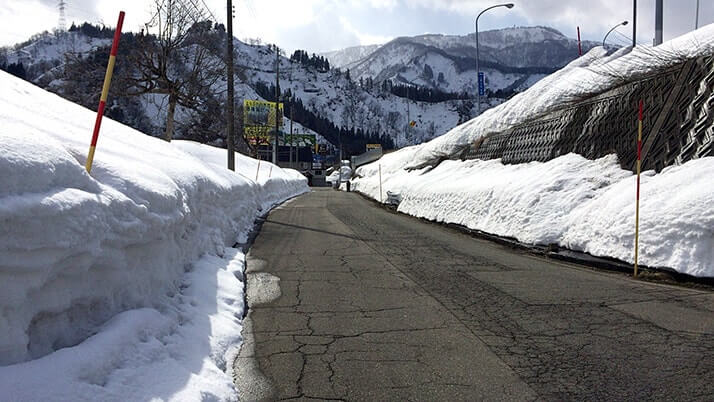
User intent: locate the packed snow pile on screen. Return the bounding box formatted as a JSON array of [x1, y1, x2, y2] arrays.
[[0, 70, 307, 400], [353, 26, 714, 278]]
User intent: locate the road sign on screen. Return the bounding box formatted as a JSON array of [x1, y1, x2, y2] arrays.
[[478, 72, 485, 96]]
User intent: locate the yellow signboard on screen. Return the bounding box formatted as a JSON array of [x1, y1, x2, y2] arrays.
[[244, 100, 283, 127], [244, 100, 283, 146], [245, 127, 275, 146], [366, 143, 382, 151]]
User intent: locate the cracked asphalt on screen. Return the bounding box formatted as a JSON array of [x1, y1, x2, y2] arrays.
[[234, 188, 714, 401]]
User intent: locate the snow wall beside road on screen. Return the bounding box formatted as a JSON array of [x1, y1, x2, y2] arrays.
[[0, 70, 308, 399]]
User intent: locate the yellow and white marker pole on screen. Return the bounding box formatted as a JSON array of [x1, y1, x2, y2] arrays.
[[634, 100, 643, 277], [86, 11, 125, 173]]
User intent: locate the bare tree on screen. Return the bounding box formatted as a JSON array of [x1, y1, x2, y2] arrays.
[[126, 0, 224, 141]]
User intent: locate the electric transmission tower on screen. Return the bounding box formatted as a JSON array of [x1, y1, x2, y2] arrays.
[[58, 0, 67, 31]]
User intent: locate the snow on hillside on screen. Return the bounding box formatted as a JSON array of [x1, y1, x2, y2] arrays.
[[3, 31, 111, 73], [237, 40, 461, 147], [353, 24, 714, 278], [321, 44, 382, 68], [5, 26, 590, 151], [346, 26, 598, 97], [0, 70, 307, 400]]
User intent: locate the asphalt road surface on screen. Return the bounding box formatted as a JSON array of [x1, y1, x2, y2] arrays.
[[234, 188, 714, 401]]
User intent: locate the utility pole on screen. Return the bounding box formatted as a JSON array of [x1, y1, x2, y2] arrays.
[[633, 0, 637, 48], [273, 47, 280, 165], [226, 0, 235, 171], [289, 105, 294, 168], [577, 26, 582, 56], [654, 0, 663, 45], [475, 3, 514, 115], [695, 0, 700, 29], [406, 85, 410, 142], [475, 18, 481, 115]]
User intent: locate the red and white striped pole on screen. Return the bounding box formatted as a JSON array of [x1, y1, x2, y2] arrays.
[[85, 11, 125, 173], [634, 100, 643, 277]]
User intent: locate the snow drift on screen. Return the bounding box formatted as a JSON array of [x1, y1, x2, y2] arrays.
[[0, 69, 307, 400], [354, 25, 714, 278]]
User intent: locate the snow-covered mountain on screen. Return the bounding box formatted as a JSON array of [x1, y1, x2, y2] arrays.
[[320, 44, 381, 68], [1, 27, 466, 149], [1, 25, 596, 152], [341, 26, 599, 96]]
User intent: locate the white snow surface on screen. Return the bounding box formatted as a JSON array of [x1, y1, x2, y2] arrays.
[[354, 26, 714, 277], [0, 70, 308, 400], [354, 154, 714, 277]]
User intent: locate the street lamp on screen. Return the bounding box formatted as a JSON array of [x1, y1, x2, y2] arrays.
[[475, 3, 514, 115], [603, 20, 629, 48]]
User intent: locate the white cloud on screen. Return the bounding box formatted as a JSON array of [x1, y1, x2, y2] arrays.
[[0, 1, 56, 45], [338, 16, 392, 47], [1, 0, 712, 51]]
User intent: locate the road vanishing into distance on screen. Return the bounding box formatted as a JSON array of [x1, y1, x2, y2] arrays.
[[234, 188, 714, 401]]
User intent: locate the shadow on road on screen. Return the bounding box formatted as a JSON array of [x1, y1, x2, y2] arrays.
[[265, 219, 361, 241]]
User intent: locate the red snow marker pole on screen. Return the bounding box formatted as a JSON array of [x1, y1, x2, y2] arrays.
[[634, 100, 643, 277], [86, 11, 125, 173], [577, 26, 582, 56]]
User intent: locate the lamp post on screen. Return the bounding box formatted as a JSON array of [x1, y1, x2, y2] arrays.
[[603, 20, 629, 48], [475, 3, 514, 115]]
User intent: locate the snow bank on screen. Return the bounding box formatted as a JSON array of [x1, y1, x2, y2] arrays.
[[354, 25, 714, 277], [0, 70, 307, 399], [353, 154, 714, 277]]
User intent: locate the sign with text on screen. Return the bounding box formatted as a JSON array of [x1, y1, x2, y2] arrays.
[[244, 100, 283, 146], [244, 100, 283, 126], [281, 133, 316, 147], [366, 143, 382, 152]]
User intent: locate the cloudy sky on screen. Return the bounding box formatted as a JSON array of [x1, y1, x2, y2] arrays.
[[1, 0, 712, 52]]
